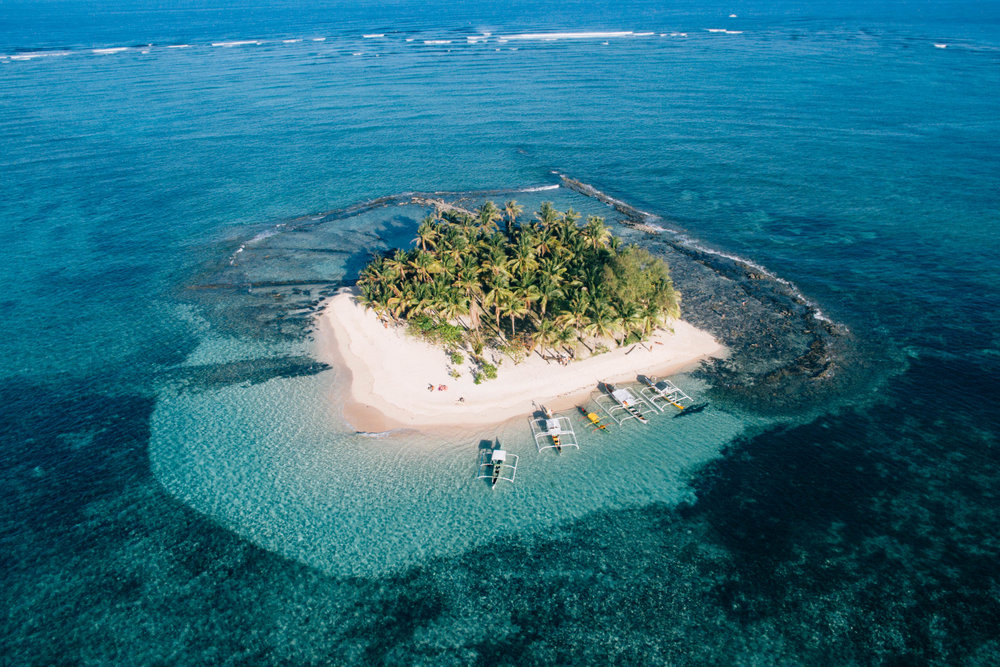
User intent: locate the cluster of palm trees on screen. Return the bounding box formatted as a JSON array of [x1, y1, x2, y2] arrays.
[[356, 200, 680, 359]]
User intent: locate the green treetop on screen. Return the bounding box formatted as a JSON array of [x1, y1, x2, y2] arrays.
[[357, 201, 680, 359]]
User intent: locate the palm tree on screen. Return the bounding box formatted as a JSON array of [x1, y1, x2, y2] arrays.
[[504, 200, 523, 234], [535, 201, 558, 230], [414, 216, 440, 251], [552, 289, 591, 350], [613, 302, 643, 345], [476, 201, 502, 233], [482, 281, 511, 333], [435, 285, 467, 326], [582, 215, 610, 250], [481, 243, 510, 283], [539, 256, 567, 287], [356, 201, 680, 363], [535, 279, 564, 321], [408, 250, 442, 283], [513, 281, 541, 322], [585, 301, 618, 345], [409, 282, 436, 317], [508, 235, 538, 277], [531, 319, 560, 356], [385, 248, 409, 282], [453, 257, 482, 330], [500, 289, 531, 337], [554, 324, 578, 358], [533, 228, 555, 258], [561, 207, 581, 232]]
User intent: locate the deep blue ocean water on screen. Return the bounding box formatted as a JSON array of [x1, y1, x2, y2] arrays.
[[2, 0, 999, 663]]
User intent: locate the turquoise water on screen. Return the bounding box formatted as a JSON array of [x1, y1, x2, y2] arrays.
[[3, 1, 999, 662]]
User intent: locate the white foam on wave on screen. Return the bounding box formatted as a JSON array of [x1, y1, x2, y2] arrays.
[[363, 34, 384, 39], [312, 37, 326, 42], [423, 39, 452, 45], [228, 224, 286, 265], [518, 184, 560, 192], [682, 239, 836, 324], [212, 40, 261, 47], [283, 39, 301, 44], [93, 47, 129, 55], [706, 28, 727, 33], [355, 430, 398, 439], [167, 44, 191, 49], [934, 43, 947, 49], [7, 51, 71, 61], [501, 31, 636, 41]]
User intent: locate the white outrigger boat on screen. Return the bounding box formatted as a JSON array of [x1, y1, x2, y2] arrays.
[[596, 382, 650, 424], [530, 407, 579, 454], [638, 375, 708, 416], [476, 440, 518, 488]]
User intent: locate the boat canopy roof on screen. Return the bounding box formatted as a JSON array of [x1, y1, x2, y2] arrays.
[[612, 388, 637, 403]]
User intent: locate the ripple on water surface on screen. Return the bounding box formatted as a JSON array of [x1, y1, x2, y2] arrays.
[[150, 186, 798, 576], [151, 345, 763, 576]]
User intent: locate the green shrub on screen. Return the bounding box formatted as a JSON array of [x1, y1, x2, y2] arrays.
[[482, 363, 498, 380]]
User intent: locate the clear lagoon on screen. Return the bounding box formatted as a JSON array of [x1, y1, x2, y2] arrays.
[[2, 0, 999, 662]]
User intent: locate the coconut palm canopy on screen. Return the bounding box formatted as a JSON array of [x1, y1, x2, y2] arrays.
[[357, 201, 680, 357]]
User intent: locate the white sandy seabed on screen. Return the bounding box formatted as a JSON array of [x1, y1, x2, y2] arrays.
[[149, 300, 768, 577]]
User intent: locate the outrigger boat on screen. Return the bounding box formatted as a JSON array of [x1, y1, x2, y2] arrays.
[[476, 439, 518, 488], [637, 375, 708, 416], [577, 405, 608, 431], [545, 407, 561, 452], [531, 407, 579, 454], [600, 382, 649, 424]]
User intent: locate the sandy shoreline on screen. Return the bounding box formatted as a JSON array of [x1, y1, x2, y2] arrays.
[[315, 288, 725, 433]]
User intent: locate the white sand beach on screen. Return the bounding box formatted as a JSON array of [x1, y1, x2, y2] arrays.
[[315, 288, 725, 433]]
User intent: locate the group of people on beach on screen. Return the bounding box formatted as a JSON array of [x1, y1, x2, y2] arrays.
[[427, 382, 464, 403]]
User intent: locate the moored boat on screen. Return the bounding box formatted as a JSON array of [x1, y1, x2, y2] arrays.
[[578, 405, 608, 431], [601, 382, 649, 424], [475, 439, 518, 487]]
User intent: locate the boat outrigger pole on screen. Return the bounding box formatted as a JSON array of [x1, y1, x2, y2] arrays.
[[638, 375, 707, 416], [531, 407, 580, 454], [578, 406, 607, 431], [602, 382, 649, 424], [544, 407, 561, 453], [475, 439, 518, 487]]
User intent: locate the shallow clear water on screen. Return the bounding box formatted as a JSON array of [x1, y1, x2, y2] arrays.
[[2, 0, 999, 662]]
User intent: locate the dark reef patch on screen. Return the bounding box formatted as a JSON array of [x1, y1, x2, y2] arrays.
[[181, 177, 857, 415], [164, 355, 331, 391], [560, 175, 857, 414]]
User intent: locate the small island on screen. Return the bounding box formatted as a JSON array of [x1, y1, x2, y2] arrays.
[[316, 201, 724, 432]]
